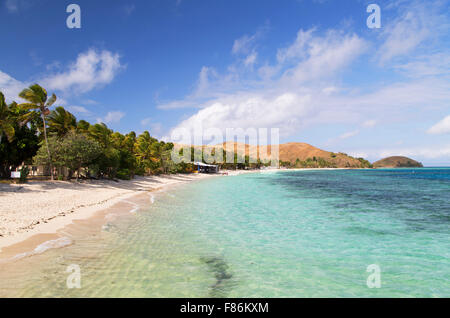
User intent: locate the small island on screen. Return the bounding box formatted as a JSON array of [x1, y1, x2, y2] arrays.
[[373, 156, 424, 168]]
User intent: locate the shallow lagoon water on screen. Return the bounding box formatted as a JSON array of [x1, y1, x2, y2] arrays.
[[0, 169, 448, 297]]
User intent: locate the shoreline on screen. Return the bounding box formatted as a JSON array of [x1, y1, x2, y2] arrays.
[[0, 167, 345, 258], [0, 173, 217, 254]]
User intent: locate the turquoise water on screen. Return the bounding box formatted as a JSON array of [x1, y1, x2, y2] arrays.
[[2, 169, 449, 297]]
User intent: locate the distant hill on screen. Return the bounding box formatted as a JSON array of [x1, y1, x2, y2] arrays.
[[278, 142, 370, 168], [175, 142, 372, 168], [373, 156, 423, 168]]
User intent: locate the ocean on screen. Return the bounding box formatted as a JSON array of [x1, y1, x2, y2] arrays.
[[1, 168, 449, 297]]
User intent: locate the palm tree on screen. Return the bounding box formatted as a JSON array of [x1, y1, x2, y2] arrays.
[[0, 92, 15, 142], [19, 84, 57, 180], [48, 106, 77, 137]]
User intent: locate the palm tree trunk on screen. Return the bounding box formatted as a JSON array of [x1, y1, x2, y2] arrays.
[[41, 113, 54, 180]]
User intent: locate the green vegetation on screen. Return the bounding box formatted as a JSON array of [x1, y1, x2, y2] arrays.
[[357, 158, 373, 168], [373, 156, 423, 168], [0, 84, 196, 181], [285, 157, 338, 168], [281, 156, 373, 169]]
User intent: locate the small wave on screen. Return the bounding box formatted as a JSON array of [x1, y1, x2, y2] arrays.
[[12, 237, 73, 261], [121, 200, 140, 213]]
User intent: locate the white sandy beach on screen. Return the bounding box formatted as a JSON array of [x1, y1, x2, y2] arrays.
[[0, 173, 217, 251], [0, 168, 305, 253]]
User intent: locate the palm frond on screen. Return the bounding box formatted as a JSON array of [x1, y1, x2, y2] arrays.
[[17, 103, 39, 111], [19, 84, 48, 105], [1, 122, 15, 142], [46, 93, 57, 107]]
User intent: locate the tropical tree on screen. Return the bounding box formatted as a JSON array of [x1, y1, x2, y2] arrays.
[[0, 92, 14, 143], [47, 106, 77, 137], [76, 120, 91, 134], [59, 132, 102, 180], [0, 94, 40, 178], [134, 131, 161, 174], [19, 84, 58, 180], [33, 132, 102, 180]]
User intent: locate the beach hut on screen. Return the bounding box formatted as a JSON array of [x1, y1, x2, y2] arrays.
[[193, 162, 219, 174]]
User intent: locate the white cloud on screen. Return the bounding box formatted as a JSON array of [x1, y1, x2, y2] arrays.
[[427, 115, 450, 135], [377, 1, 448, 64], [276, 28, 315, 63], [166, 28, 368, 138], [173, 92, 312, 139], [244, 52, 258, 67], [232, 32, 261, 55], [42, 49, 124, 94], [0, 71, 26, 103], [1, 49, 123, 103], [278, 30, 367, 86], [339, 130, 359, 139], [394, 52, 450, 78], [98, 111, 125, 124], [67, 106, 90, 114]]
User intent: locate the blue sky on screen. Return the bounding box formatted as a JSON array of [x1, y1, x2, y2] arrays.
[[1, 0, 449, 165]]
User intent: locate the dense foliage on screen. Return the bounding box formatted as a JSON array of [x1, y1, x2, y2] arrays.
[[0, 84, 194, 180]]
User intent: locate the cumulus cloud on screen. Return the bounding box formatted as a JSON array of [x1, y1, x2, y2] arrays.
[[42, 49, 124, 94], [427, 115, 450, 135], [173, 92, 312, 139], [166, 28, 368, 139], [1, 48, 123, 105]]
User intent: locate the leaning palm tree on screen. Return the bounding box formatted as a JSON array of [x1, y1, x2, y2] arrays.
[[0, 92, 15, 142], [19, 84, 57, 180]]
